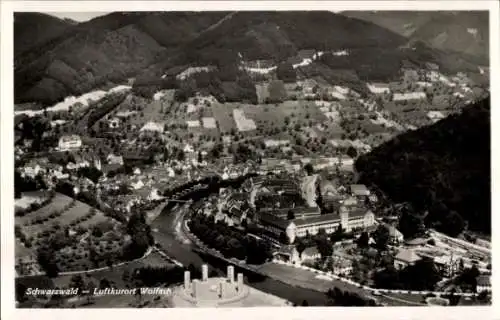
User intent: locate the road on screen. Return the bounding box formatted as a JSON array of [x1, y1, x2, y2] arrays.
[[148, 184, 430, 307]]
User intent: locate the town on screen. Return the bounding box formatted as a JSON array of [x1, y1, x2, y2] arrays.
[[12, 10, 491, 308]]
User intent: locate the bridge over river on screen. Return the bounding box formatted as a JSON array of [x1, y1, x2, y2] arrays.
[[149, 175, 426, 307]]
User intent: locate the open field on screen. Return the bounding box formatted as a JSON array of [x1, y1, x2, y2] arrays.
[[21, 195, 108, 236], [213, 100, 329, 137], [212, 103, 237, 133], [76, 210, 110, 229], [16, 193, 74, 226], [255, 83, 270, 104]]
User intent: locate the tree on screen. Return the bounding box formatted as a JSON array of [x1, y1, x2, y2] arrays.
[[357, 232, 369, 248], [296, 240, 307, 256], [399, 258, 440, 291], [456, 266, 480, 291], [304, 163, 314, 176], [316, 237, 333, 259], [70, 275, 86, 293], [99, 278, 111, 289], [301, 299, 309, 306], [373, 266, 401, 289], [346, 146, 358, 159], [279, 232, 289, 245], [36, 248, 59, 278], [439, 210, 465, 237], [398, 211, 425, 239], [372, 225, 390, 251], [277, 62, 297, 83], [330, 224, 344, 243], [85, 280, 97, 304]]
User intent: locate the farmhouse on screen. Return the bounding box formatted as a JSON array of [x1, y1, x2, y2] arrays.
[[416, 81, 433, 88], [50, 119, 67, 127], [367, 83, 390, 94], [393, 92, 426, 101], [264, 139, 290, 148], [186, 120, 201, 128], [107, 154, 124, 165], [427, 111, 446, 122], [140, 121, 164, 133], [58, 135, 82, 151]]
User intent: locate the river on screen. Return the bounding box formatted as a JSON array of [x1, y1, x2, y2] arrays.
[[150, 202, 331, 306]]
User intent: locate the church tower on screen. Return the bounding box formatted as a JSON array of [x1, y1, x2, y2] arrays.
[[339, 206, 349, 233]]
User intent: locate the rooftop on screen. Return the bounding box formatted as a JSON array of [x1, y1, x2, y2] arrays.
[[395, 249, 421, 264], [302, 246, 319, 257], [350, 184, 370, 196]]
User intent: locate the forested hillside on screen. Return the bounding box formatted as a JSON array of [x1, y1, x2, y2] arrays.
[[355, 98, 490, 236], [14, 13, 74, 56], [15, 11, 486, 106], [342, 11, 489, 65], [14, 12, 229, 105]]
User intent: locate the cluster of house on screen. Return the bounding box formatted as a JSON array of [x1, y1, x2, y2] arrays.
[[366, 66, 476, 103], [290, 78, 359, 101], [393, 246, 491, 293], [189, 190, 250, 228], [276, 245, 355, 275], [320, 183, 378, 211], [258, 155, 355, 175], [18, 152, 101, 190]]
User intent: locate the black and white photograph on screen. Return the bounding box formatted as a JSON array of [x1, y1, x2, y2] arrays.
[[1, 1, 497, 315]]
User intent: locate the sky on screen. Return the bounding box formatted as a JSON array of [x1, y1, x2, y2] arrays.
[[48, 12, 109, 22]]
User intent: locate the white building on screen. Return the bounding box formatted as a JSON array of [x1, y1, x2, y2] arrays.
[[107, 154, 124, 165], [427, 111, 446, 122], [140, 121, 164, 133], [58, 135, 82, 151], [259, 206, 376, 244], [393, 92, 426, 101], [367, 83, 390, 94], [130, 179, 145, 190]]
